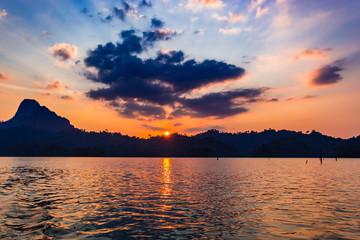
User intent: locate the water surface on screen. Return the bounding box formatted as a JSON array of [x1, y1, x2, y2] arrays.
[[0, 157, 359, 239]]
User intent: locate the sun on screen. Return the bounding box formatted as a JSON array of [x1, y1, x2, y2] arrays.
[[164, 131, 170, 136]]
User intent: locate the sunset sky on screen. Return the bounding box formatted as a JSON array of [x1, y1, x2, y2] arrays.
[[0, 0, 360, 138]]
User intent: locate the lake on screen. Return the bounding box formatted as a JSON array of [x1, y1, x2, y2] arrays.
[[0, 157, 359, 239]]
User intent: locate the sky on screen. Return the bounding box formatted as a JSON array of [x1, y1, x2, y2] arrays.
[[0, 0, 360, 138]]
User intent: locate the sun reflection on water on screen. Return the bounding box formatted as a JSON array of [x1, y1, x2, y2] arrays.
[[161, 158, 172, 198]]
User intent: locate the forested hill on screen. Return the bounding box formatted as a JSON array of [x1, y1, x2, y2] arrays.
[[0, 99, 359, 157]]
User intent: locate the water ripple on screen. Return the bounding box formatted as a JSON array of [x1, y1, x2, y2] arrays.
[[0, 157, 359, 239]]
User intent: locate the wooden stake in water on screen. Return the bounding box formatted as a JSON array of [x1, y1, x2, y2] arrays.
[[320, 148, 323, 164]]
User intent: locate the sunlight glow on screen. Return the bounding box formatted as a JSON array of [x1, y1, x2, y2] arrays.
[[165, 131, 170, 136]]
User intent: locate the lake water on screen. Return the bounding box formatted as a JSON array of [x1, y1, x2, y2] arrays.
[[0, 157, 359, 239]]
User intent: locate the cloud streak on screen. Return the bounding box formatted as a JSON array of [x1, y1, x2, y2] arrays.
[[219, 27, 241, 35], [212, 12, 245, 23], [293, 48, 332, 61]]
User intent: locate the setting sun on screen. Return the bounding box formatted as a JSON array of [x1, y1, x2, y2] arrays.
[[165, 131, 170, 136]]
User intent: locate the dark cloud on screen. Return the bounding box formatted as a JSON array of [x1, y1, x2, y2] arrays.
[[81, 7, 94, 18], [85, 47, 244, 102], [99, 1, 133, 23], [194, 29, 204, 35], [151, 18, 164, 28], [81, 8, 89, 14], [101, 15, 113, 23], [119, 101, 166, 119], [143, 29, 178, 42], [60, 95, 75, 101], [122, 1, 131, 13], [155, 50, 185, 64], [82, 27, 265, 120], [179, 89, 264, 118], [139, 0, 152, 7], [311, 61, 344, 86], [113, 7, 125, 21]]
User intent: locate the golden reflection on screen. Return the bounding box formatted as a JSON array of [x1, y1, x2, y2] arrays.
[[161, 158, 172, 197]]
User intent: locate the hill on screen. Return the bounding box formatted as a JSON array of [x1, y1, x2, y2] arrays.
[[0, 99, 359, 157]]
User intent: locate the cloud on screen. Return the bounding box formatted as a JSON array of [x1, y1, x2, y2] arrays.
[[81, 8, 89, 14], [113, 7, 126, 21], [82, 28, 256, 119], [293, 48, 332, 61], [143, 28, 178, 42], [151, 18, 164, 28], [185, 0, 225, 11], [139, 0, 152, 7], [49, 43, 78, 61], [100, 1, 136, 22], [81, 8, 94, 18], [42, 30, 52, 36], [156, 50, 185, 64], [285, 95, 317, 101], [0, 72, 10, 82], [86, 48, 244, 102], [212, 13, 228, 22], [34, 79, 68, 91], [302, 95, 316, 99], [118, 101, 167, 120], [194, 29, 205, 35], [309, 61, 344, 86], [0, 9, 7, 20], [101, 15, 113, 23], [219, 27, 241, 35], [178, 89, 265, 118], [45, 80, 69, 90], [60, 95, 75, 101], [256, 7, 269, 18], [249, 0, 266, 11], [229, 12, 245, 23]]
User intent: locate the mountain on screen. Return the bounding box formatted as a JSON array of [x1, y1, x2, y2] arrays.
[[0, 99, 359, 157], [0, 99, 73, 132]]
